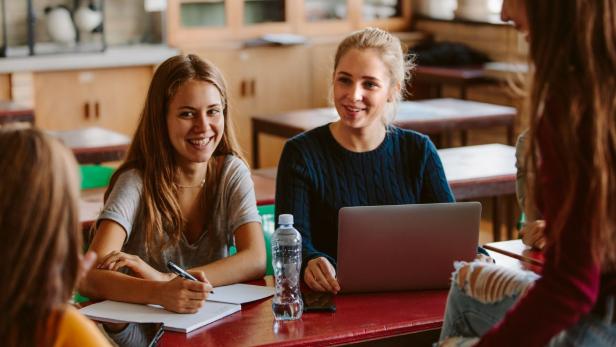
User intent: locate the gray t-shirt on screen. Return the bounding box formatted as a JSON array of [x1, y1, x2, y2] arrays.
[[98, 155, 261, 271]]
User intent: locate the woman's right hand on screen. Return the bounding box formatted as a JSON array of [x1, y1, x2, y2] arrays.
[[156, 271, 213, 313], [304, 257, 340, 294], [520, 219, 546, 250]]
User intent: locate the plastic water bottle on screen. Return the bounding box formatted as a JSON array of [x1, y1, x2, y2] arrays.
[[271, 214, 303, 320]]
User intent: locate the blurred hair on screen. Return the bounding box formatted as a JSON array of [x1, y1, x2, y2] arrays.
[[524, 0, 616, 269], [0, 126, 80, 346]]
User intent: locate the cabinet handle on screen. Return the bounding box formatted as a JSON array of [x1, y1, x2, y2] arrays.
[[84, 102, 90, 120], [250, 79, 256, 97], [240, 80, 247, 98], [95, 101, 100, 119]]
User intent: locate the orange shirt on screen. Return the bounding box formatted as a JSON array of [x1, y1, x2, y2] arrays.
[[53, 306, 111, 347]]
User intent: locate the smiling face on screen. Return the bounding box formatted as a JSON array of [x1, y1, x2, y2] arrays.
[[501, 0, 529, 39], [333, 48, 395, 131], [166, 79, 224, 166]]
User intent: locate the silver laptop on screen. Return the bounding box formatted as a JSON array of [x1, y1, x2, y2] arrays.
[[336, 202, 481, 293]]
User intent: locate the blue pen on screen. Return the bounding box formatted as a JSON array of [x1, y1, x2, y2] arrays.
[[166, 260, 214, 293]]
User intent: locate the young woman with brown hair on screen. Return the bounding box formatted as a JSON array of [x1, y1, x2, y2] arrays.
[[0, 127, 110, 346], [79, 55, 266, 343], [438, 0, 616, 345]]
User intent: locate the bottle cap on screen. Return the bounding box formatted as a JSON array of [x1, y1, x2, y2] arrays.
[[278, 214, 293, 225]]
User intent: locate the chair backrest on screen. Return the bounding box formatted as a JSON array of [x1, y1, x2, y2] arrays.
[[80, 164, 115, 190], [229, 204, 275, 276]]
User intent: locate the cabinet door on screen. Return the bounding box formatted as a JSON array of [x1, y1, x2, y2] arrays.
[[91, 67, 153, 136], [250, 46, 312, 168], [236, 0, 293, 39], [0, 74, 11, 101], [34, 67, 152, 136], [167, 0, 237, 47], [33, 70, 93, 130]]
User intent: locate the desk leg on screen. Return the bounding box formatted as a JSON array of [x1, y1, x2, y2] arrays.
[[506, 195, 515, 240], [444, 130, 453, 148], [460, 85, 468, 100], [507, 125, 514, 145], [492, 196, 501, 242], [460, 130, 468, 146], [252, 123, 261, 169]]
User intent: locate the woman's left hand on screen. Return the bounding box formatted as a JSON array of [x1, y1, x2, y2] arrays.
[[97, 251, 172, 281]]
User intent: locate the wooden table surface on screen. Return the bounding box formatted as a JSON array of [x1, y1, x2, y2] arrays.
[[159, 289, 447, 347], [0, 101, 35, 124], [251, 98, 516, 168], [48, 127, 131, 164]]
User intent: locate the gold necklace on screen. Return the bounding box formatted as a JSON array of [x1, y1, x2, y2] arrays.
[[176, 178, 206, 189]]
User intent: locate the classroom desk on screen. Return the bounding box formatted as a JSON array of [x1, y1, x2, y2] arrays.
[[159, 289, 447, 346], [413, 65, 495, 100], [48, 127, 131, 164], [439, 144, 517, 241], [251, 98, 516, 168], [0, 101, 35, 125], [155, 250, 534, 346], [79, 173, 277, 232], [484, 239, 544, 267], [253, 144, 517, 241]]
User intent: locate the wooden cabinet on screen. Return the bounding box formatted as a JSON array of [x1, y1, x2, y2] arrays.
[[33, 66, 153, 136], [0, 74, 10, 101], [168, 0, 412, 47], [168, 0, 295, 46]]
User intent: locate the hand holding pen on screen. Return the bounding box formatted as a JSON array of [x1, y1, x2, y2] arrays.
[[167, 260, 214, 293], [156, 261, 214, 313]]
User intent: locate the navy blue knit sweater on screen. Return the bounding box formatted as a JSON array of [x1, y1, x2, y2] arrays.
[[275, 124, 455, 270]]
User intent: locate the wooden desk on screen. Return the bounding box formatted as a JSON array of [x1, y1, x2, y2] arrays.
[[251, 98, 516, 168], [49, 127, 130, 164], [439, 144, 517, 241], [253, 144, 516, 241], [150, 249, 532, 347], [79, 173, 277, 231], [484, 239, 544, 267], [0, 101, 35, 125], [413, 65, 494, 100], [159, 290, 447, 346]]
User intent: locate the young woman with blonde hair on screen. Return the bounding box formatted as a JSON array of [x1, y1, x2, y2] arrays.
[[0, 127, 110, 346], [275, 27, 454, 294], [80, 54, 266, 344], [438, 0, 616, 345]]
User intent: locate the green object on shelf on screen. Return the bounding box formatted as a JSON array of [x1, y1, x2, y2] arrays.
[[80, 165, 115, 190]]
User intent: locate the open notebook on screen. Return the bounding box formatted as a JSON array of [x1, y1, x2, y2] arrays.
[[80, 284, 274, 333]]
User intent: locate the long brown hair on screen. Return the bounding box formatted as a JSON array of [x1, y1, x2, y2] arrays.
[[524, 0, 616, 268], [106, 54, 244, 263], [0, 127, 81, 346]]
